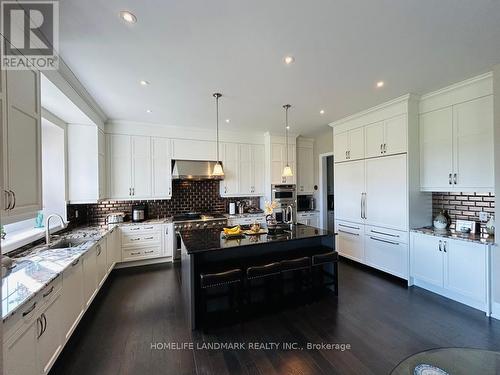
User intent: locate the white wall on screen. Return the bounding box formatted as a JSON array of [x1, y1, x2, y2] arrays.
[[312, 126, 334, 199], [493, 64, 500, 315]]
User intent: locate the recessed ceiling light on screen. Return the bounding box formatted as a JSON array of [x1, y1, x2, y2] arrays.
[[284, 56, 295, 65], [320, 110, 325, 115], [120, 11, 137, 24], [225, 119, 230, 123], [286, 126, 290, 130], [376, 81, 385, 88], [146, 109, 152, 113], [140, 80, 149, 86]]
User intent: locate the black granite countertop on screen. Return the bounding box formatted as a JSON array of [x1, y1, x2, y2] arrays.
[[411, 227, 495, 245], [181, 225, 332, 254]]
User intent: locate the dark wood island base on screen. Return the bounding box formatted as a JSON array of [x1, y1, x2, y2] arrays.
[[180, 225, 336, 330]]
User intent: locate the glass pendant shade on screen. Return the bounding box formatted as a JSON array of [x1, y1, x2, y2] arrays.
[[282, 165, 293, 177], [213, 162, 224, 176]]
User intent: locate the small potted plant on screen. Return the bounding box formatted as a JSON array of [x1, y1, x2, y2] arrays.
[[264, 201, 279, 234]]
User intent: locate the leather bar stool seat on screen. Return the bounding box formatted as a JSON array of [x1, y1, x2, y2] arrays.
[[312, 251, 338, 266], [280, 256, 312, 298], [200, 268, 242, 288], [311, 250, 339, 296], [280, 256, 310, 272], [246, 262, 282, 307], [246, 262, 281, 280]]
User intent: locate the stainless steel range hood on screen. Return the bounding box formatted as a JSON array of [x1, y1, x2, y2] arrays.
[[171, 160, 224, 180]]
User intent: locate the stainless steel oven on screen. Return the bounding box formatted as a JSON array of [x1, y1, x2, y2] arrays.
[[271, 184, 297, 224]]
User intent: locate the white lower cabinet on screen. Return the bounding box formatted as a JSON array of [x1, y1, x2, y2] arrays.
[[82, 244, 98, 307], [96, 239, 108, 287], [4, 314, 39, 375], [364, 234, 408, 279], [37, 292, 63, 374], [120, 223, 173, 262], [297, 212, 320, 228], [227, 215, 266, 226], [61, 258, 84, 341], [335, 221, 364, 262], [410, 232, 490, 313]]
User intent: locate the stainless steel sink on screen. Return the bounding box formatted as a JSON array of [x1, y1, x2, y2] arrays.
[[49, 238, 89, 249]]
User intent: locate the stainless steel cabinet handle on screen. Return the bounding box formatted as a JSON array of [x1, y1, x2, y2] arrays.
[[131, 238, 141, 241], [72, 258, 80, 266], [22, 302, 37, 317], [42, 313, 47, 336], [345, 150, 348, 159], [42, 286, 54, 298], [370, 236, 399, 246], [338, 223, 360, 230], [97, 245, 102, 256], [4, 190, 11, 210], [130, 251, 141, 255], [144, 236, 154, 240], [438, 240, 442, 251], [37, 317, 43, 338], [380, 144, 383, 154], [8, 190, 16, 209], [443, 241, 447, 252], [453, 173, 457, 185], [144, 226, 154, 229], [360, 193, 364, 219], [383, 143, 387, 153], [370, 230, 399, 238], [130, 227, 140, 231], [448, 173, 452, 185], [338, 229, 359, 236], [132, 188, 135, 195], [144, 250, 154, 254], [129, 188, 132, 196]]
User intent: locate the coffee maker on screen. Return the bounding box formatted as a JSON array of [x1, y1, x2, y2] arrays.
[[132, 204, 148, 222]]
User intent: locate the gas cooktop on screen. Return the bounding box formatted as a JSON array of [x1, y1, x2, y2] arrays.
[[173, 212, 227, 231]]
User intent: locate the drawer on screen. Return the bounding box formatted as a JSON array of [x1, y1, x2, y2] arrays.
[[121, 224, 160, 234], [39, 275, 62, 305], [336, 221, 363, 235], [122, 231, 161, 246], [122, 247, 162, 262], [365, 225, 408, 244]]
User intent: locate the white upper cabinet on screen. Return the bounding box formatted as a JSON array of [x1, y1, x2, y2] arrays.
[[334, 127, 364, 162], [238, 143, 252, 195], [2, 68, 42, 222], [252, 144, 265, 195], [108, 134, 133, 199], [419, 73, 494, 192], [270, 142, 296, 184], [219, 142, 239, 196], [131, 136, 152, 198], [152, 137, 172, 198], [68, 125, 107, 203], [296, 138, 314, 194], [171, 139, 216, 161], [365, 115, 407, 158]]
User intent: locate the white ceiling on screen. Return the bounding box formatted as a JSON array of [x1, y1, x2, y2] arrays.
[[59, 0, 500, 135]]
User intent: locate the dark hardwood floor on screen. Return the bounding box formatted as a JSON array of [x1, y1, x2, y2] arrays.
[[50, 259, 500, 375]]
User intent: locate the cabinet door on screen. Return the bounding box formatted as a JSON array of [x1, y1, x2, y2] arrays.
[[5, 69, 42, 217], [252, 144, 265, 195], [365, 235, 408, 279], [334, 160, 365, 224], [335, 221, 364, 262], [108, 134, 132, 199], [334, 131, 349, 162], [4, 319, 38, 375], [453, 96, 494, 191], [348, 127, 365, 160], [297, 146, 314, 193], [309, 214, 319, 228], [270, 143, 284, 184], [61, 259, 84, 341], [98, 129, 107, 199], [82, 246, 98, 307], [365, 154, 407, 231], [152, 137, 172, 198], [419, 108, 453, 190], [38, 293, 63, 374], [239, 144, 253, 195], [411, 234, 444, 287], [131, 136, 152, 198], [444, 239, 486, 302], [164, 224, 174, 257], [96, 240, 108, 287], [220, 143, 239, 195], [384, 115, 407, 155], [284, 145, 296, 184], [364, 121, 385, 158]]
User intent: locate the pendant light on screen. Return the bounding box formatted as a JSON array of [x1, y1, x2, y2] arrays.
[[282, 104, 293, 177], [212, 93, 224, 176]]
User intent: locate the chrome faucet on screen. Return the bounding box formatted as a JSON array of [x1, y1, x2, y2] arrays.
[[45, 214, 67, 245], [285, 205, 294, 225]]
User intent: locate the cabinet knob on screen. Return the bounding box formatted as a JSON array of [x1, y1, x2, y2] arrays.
[[448, 173, 452, 185]]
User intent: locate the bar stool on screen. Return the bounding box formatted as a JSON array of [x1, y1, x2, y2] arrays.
[[280, 256, 311, 298], [200, 268, 243, 327], [311, 251, 339, 296], [246, 262, 281, 307]]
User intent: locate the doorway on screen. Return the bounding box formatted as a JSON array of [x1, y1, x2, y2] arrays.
[[318, 152, 334, 231]]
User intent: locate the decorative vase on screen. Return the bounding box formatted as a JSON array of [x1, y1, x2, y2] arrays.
[[433, 210, 449, 230], [486, 215, 495, 236]]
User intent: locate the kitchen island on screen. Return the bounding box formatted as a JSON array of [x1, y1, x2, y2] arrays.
[[180, 225, 335, 329]]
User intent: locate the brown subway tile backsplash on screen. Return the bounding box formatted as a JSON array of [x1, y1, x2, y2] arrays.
[[67, 180, 261, 228], [432, 192, 495, 234]]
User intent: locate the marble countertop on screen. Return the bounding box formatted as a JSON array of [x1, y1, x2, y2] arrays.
[[2, 226, 112, 321], [411, 227, 495, 245], [119, 218, 173, 225], [181, 225, 332, 254]]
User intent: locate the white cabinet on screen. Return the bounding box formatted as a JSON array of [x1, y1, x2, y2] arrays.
[[106, 227, 121, 271], [364, 232, 408, 279], [297, 212, 319, 227], [227, 215, 266, 226], [108, 134, 133, 199], [61, 258, 84, 341], [164, 223, 174, 258], [220, 142, 239, 196], [4, 315, 39, 375], [297, 140, 314, 194], [68, 125, 107, 203], [334, 127, 364, 162], [82, 245, 98, 307], [96, 239, 108, 287], [131, 136, 152, 198], [2, 68, 42, 222], [335, 220, 364, 262], [334, 160, 365, 224], [152, 137, 172, 198], [120, 224, 164, 262], [365, 115, 407, 158], [252, 145, 265, 195], [420, 95, 494, 192], [171, 139, 216, 160], [38, 292, 63, 374], [410, 233, 489, 312], [365, 154, 408, 231]]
